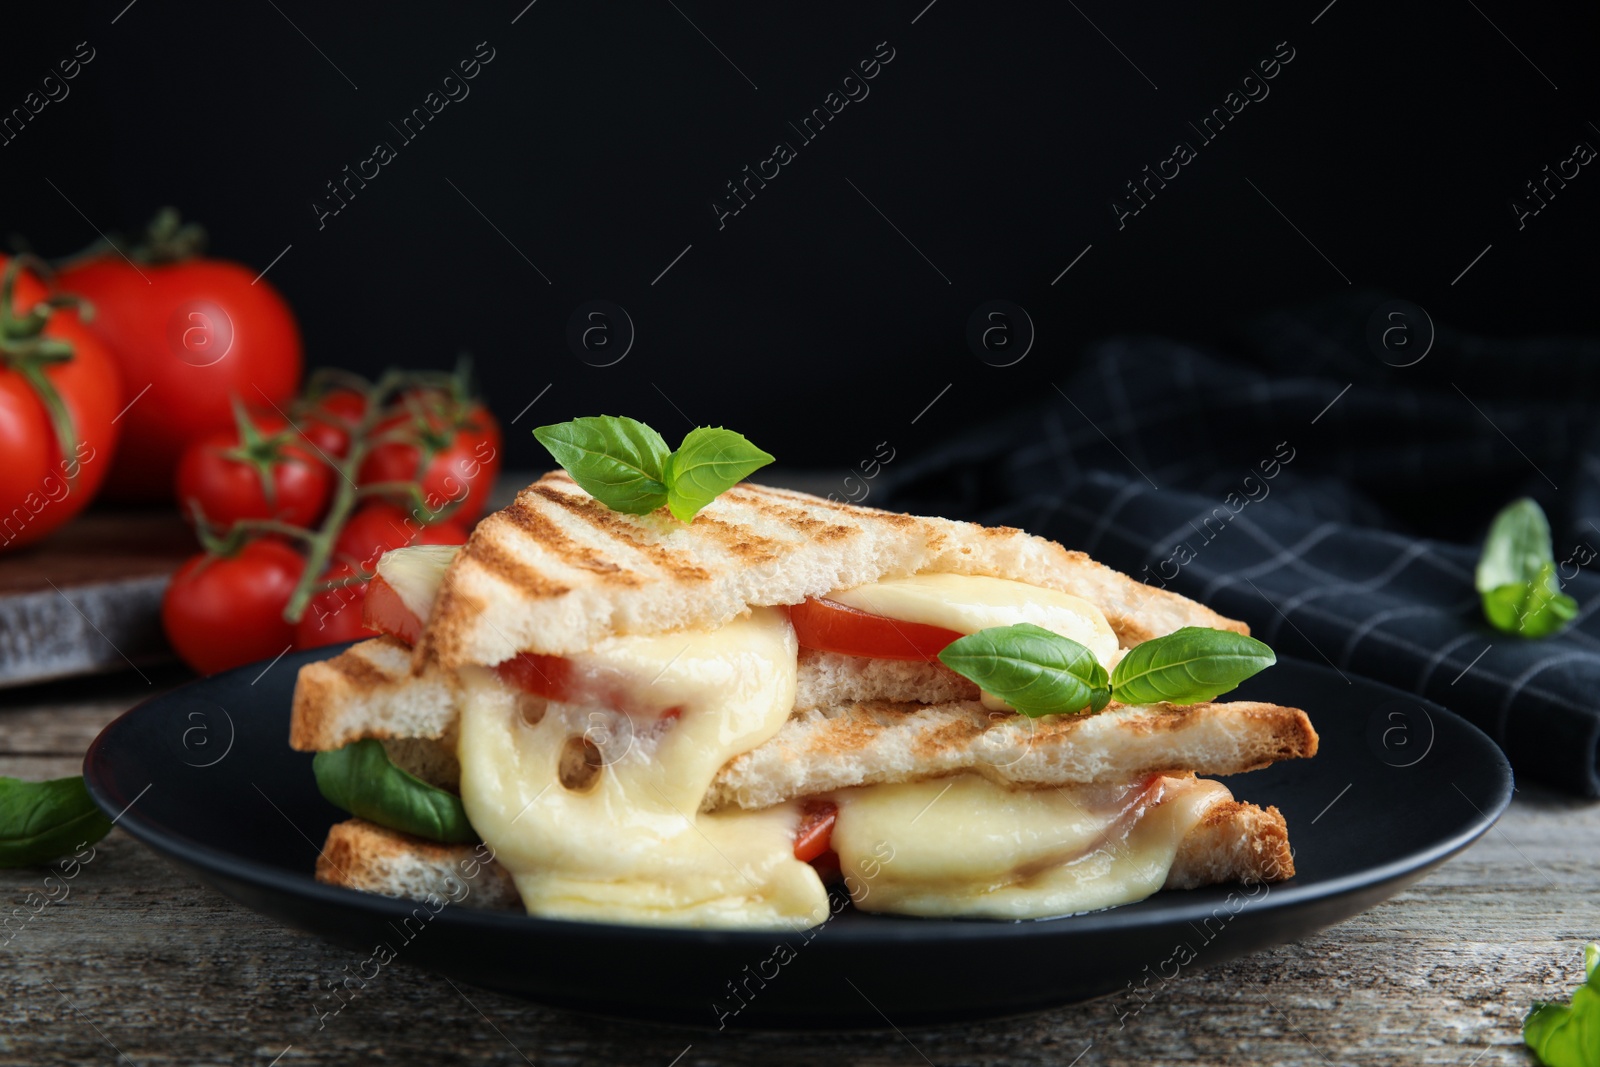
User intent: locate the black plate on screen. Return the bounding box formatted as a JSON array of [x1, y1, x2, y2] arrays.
[[84, 648, 1511, 1029]]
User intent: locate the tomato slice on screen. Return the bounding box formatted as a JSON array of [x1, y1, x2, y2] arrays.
[[361, 574, 426, 646], [793, 799, 838, 862], [788, 597, 964, 661], [494, 654, 687, 724], [496, 652, 577, 702]]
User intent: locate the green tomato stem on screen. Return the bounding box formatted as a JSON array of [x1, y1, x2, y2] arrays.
[[278, 367, 446, 624]]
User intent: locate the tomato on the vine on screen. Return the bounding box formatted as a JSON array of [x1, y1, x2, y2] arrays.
[[58, 210, 302, 502], [0, 256, 122, 552], [162, 539, 305, 674], [293, 562, 379, 650], [175, 408, 331, 529], [295, 388, 367, 459], [333, 502, 469, 573], [357, 400, 501, 524]]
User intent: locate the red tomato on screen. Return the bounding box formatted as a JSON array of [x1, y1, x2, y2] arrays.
[[494, 652, 685, 721], [175, 422, 331, 529], [0, 257, 123, 551], [293, 563, 378, 650], [787, 597, 963, 661], [792, 799, 838, 863], [162, 539, 305, 674], [496, 652, 577, 702], [295, 389, 367, 459], [361, 574, 425, 646], [357, 401, 501, 524], [58, 254, 302, 502], [333, 502, 468, 573]]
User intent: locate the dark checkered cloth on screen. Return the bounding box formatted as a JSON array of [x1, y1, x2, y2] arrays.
[[882, 295, 1600, 796]]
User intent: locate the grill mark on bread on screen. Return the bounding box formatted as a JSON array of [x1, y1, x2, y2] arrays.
[[691, 516, 785, 562], [420, 469, 1254, 667], [332, 651, 401, 689], [466, 535, 573, 600], [525, 484, 713, 582], [500, 501, 640, 584], [724, 496, 830, 533], [813, 523, 858, 543]]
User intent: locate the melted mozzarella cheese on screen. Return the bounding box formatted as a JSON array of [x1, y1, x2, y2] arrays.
[[827, 574, 1119, 666], [830, 774, 1229, 919], [375, 544, 460, 622], [456, 608, 830, 928]]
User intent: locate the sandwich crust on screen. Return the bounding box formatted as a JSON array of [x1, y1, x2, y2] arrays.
[[415, 472, 1247, 670], [705, 700, 1318, 811], [290, 643, 976, 753], [291, 639, 1316, 809], [290, 636, 459, 751], [314, 797, 1293, 909], [317, 819, 519, 909]]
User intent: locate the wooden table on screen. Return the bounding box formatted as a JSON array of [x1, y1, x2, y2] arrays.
[[2, 669, 1595, 1067]]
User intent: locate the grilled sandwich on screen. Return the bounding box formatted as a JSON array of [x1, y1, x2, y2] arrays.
[[290, 471, 1316, 927]]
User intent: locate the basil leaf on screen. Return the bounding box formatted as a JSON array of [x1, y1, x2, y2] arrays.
[[312, 740, 477, 844], [938, 623, 1110, 718], [1482, 563, 1579, 639], [0, 776, 113, 868], [533, 416, 671, 514], [1475, 497, 1577, 638], [1477, 498, 1557, 593], [1524, 942, 1600, 1067], [662, 427, 775, 522], [1110, 626, 1276, 706]]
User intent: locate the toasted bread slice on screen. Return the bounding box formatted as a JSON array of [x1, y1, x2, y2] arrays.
[[314, 797, 1294, 907], [290, 636, 458, 751], [317, 818, 519, 909], [292, 642, 976, 753], [705, 699, 1318, 811], [794, 650, 978, 709], [416, 472, 1246, 670], [293, 638, 1316, 804]]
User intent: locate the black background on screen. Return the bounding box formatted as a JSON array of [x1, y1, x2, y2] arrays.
[[3, 1, 1596, 470]]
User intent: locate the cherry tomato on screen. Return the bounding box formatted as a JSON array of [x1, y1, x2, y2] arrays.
[[294, 563, 379, 650], [333, 502, 469, 573], [295, 388, 367, 459], [357, 400, 501, 524], [175, 419, 331, 529], [787, 597, 963, 661], [161, 539, 305, 674], [361, 574, 425, 646], [792, 799, 838, 863], [59, 249, 302, 502], [0, 257, 123, 552]]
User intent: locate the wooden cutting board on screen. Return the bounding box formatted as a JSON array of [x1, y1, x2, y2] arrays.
[[0, 510, 192, 689]]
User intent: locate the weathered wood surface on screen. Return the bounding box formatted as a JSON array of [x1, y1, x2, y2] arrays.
[[1, 670, 1596, 1067]]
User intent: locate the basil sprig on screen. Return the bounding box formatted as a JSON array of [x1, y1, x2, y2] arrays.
[[938, 623, 1111, 717], [1110, 626, 1276, 706], [938, 624, 1275, 718], [533, 416, 773, 522], [1476, 498, 1578, 639], [0, 776, 113, 868], [1524, 942, 1600, 1067], [312, 740, 477, 844]]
